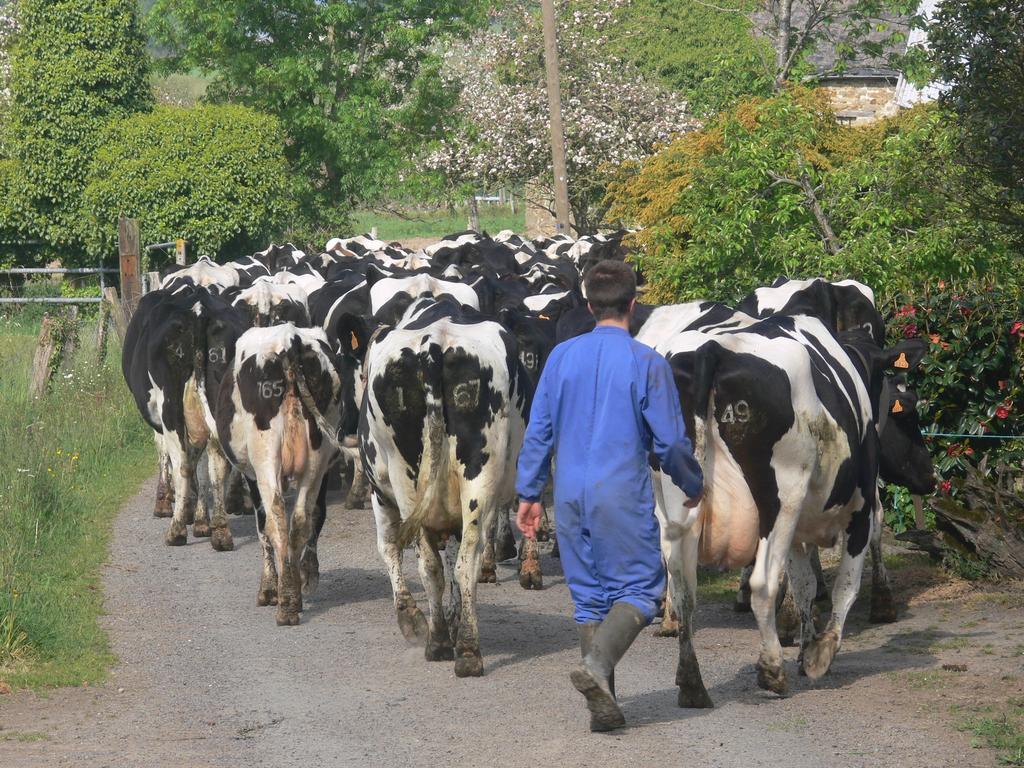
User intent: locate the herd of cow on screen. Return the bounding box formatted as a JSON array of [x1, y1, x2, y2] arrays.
[[121, 228, 937, 706]]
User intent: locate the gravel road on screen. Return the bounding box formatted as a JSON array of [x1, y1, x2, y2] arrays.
[[2, 475, 1015, 767]]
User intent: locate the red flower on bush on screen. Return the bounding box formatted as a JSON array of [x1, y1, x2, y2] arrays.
[[996, 406, 1011, 420], [940, 480, 952, 494], [1011, 321, 1024, 337], [903, 323, 918, 338]]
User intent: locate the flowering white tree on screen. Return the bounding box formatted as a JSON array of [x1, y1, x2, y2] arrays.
[[0, 1, 16, 105], [423, 0, 695, 233]]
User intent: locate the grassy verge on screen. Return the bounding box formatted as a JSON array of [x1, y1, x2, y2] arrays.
[[351, 204, 525, 242], [955, 698, 1024, 766], [0, 314, 154, 689]]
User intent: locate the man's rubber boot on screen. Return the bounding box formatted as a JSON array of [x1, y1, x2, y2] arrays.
[[570, 602, 645, 732], [577, 622, 616, 732]]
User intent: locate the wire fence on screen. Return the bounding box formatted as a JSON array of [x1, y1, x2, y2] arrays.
[[0, 265, 119, 305]]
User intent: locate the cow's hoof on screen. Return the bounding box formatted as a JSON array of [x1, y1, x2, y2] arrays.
[[210, 527, 234, 552], [454, 653, 484, 678], [518, 569, 543, 590], [425, 636, 455, 662], [802, 630, 839, 680], [478, 567, 497, 584], [677, 686, 714, 709], [300, 551, 320, 597], [257, 587, 278, 607], [654, 616, 679, 638], [192, 520, 212, 538], [276, 610, 300, 626], [397, 603, 429, 643], [869, 589, 898, 624], [755, 660, 788, 696], [164, 529, 187, 546], [153, 497, 173, 518]]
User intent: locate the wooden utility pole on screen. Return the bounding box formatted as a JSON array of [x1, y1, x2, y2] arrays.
[[118, 217, 142, 317], [541, 0, 571, 234]]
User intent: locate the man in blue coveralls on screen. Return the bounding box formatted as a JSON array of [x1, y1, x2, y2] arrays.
[[515, 260, 704, 732]]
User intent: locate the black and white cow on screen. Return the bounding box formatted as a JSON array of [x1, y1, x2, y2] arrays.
[[647, 314, 931, 704], [160, 256, 240, 293], [369, 273, 480, 326], [122, 286, 249, 550], [231, 279, 310, 328], [359, 298, 531, 675], [216, 324, 347, 625]]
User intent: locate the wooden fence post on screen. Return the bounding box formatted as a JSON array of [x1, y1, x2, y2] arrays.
[[118, 217, 142, 317], [95, 297, 111, 360], [29, 314, 58, 399], [104, 286, 129, 343], [58, 305, 80, 375]]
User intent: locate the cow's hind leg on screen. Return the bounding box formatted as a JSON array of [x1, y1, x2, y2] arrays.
[[373, 494, 427, 643], [154, 435, 174, 518], [299, 476, 328, 597], [868, 502, 897, 623], [749, 532, 792, 696], [787, 543, 819, 672], [192, 448, 213, 538], [225, 467, 253, 516], [479, 514, 499, 584], [343, 452, 370, 509], [251, 480, 279, 607], [207, 442, 234, 551], [417, 530, 454, 661], [453, 503, 489, 677], [163, 433, 194, 546], [803, 530, 869, 679], [670, 530, 713, 708], [734, 564, 754, 613], [262, 479, 299, 626]]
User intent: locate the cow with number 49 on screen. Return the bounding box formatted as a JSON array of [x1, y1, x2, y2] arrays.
[[359, 297, 531, 677]]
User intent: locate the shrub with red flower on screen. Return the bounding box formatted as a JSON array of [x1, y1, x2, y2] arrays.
[[885, 280, 1023, 493]]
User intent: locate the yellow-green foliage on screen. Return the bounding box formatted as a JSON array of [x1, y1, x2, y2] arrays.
[[607, 87, 1020, 304]]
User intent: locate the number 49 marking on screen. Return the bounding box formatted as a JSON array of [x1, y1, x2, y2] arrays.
[[721, 400, 750, 423]]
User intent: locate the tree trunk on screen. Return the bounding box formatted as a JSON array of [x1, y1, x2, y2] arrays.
[[775, 0, 793, 89], [467, 195, 480, 232]]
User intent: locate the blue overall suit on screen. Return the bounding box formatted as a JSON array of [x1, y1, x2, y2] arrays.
[[515, 326, 704, 624]]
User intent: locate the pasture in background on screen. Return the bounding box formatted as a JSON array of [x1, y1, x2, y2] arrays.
[[350, 203, 524, 243]]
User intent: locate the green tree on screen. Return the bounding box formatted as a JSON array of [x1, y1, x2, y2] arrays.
[[612, 0, 773, 117], [929, 0, 1024, 235], [4, 0, 151, 260], [147, 0, 486, 240], [606, 89, 1017, 302], [83, 105, 295, 263]]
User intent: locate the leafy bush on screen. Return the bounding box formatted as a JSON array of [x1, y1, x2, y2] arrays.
[[83, 104, 296, 264], [606, 89, 1020, 304], [885, 281, 1024, 484], [3, 0, 151, 263]]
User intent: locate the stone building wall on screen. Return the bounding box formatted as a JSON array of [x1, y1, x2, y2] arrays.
[[819, 78, 900, 125]]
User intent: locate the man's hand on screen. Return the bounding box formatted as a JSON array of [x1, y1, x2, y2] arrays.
[[516, 500, 544, 539], [683, 488, 704, 509]]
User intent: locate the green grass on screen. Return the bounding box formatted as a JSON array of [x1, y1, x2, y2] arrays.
[[0, 730, 50, 743], [696, 566, 741, 603], [350, 204, 525, 242], [0, 314, 154, 688], [956, 698, 1024, 766]]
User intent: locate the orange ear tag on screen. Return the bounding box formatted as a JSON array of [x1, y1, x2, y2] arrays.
[[350, 331, 360, 350], [891, 399, 904, 414], [539, 314, 550, 320], [894, 352, 909, 369]]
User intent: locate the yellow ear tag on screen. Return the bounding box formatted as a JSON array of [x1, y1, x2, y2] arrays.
[[894, 352, 909, 369], [891, 399, 904, 414], [350, 331, 360, 350]]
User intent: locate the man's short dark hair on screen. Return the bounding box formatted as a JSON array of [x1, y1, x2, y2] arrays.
[[585, 260, 636, 320]]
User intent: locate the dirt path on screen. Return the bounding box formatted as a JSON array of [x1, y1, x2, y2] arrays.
[[2, 476, 1021, 767]]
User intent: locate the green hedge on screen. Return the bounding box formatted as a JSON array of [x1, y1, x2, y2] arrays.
[[83, 104, 295, 264]]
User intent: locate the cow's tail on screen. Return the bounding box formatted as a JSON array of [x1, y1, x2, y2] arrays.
[[397, 348, 447, 550], [188, 310, 217, 445], [688, 340, 722, 469]]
